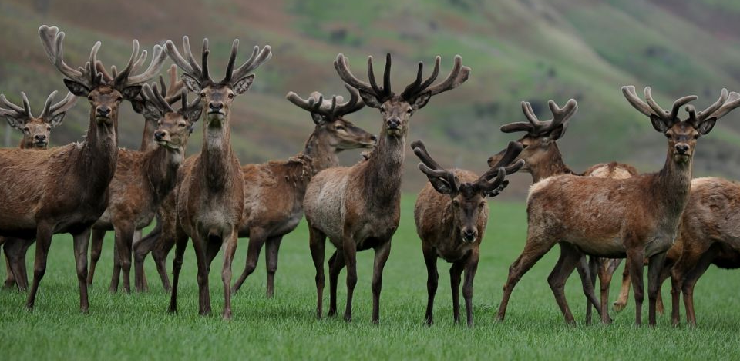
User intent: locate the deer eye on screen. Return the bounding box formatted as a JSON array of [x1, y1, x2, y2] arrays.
[[227, 93, 235, 99], [178, 122, 187, 127], [199, 92, 206, 98], [452, 200, 460, 207], [46, 126, 51, 131], [336, 126, 346, 131], [23, 127, 30, 133], [479, 202, 485, 208], [693, 134, 699, 140], [116, 96, 123, 102], [664, 133, 671, 138], [406, 108, 413, 114]]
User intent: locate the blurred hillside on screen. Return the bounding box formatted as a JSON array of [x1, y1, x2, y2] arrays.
[[1, 0, 740, 196]]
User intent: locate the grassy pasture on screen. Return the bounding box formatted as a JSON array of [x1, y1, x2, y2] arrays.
[[1, 198, 739, 360]]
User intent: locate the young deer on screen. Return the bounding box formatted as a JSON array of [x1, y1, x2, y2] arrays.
[[489, 99, 637, 323], [0, 91, 76, 289], [86, 81, 201, 294], [0, 25, 165, 312], [228, 86, 376, 297], [496, 86, 739, 326], [303, 53, 469, 323], [413, 140, 524, 327], [165, 37, 271, 319]]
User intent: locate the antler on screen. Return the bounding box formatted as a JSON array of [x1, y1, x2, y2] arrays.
[[110, 40, 167, 90], [228, 42, 272, 84], [501, 99, 578, 136], [0, 92, 32, 120], [142, 83, 174, 115], [621, 86, 697, 127], [411, 140, 459, 195], [39, 91, 76, 120], [39, 25, 102, 89], [477, 141, 524, 195], [286, 84, 365, 120], [335, 53, 393, 102], [401, 55, 470, 101], [687, 88, 740, 126]]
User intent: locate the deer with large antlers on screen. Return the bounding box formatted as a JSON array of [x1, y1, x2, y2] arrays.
[[496, 86, 740, 326], [489, 99, 638, 324], [0, 25, 165, 312], [85, 78, 201, 294], [0, 91, 76, 290], [165, 37, 271, 318], [413, 140, 523, 327], [303, 53, 469, 323]]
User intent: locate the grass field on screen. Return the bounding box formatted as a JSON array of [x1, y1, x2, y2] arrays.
[[1, 197, 740, 360]]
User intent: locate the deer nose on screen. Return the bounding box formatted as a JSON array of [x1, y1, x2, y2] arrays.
[[675, 143, 690, 154], [96, 106, 111, 117], [462, 229, 478, 242], [209, 102, 223, 112], [35, 134, 46, 141], [154, 130, 167, 141], [387, 118, 401, 129]]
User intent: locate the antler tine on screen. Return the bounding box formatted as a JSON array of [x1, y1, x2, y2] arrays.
[[20, 92, 32, 117], [621, 85, 655, 118], [548, 99, 578, 130], [165, 36, 205, 83], [412, 140, 458, 193], [521, 101, 544, 128], [163, 65, 185, 103], [707, 90, 740, 120], [231, 45, 272, 82], [286, 91, 324, 114], [142, 83, 173, 114], [41, 90, 58, 117], [643, 87, 668, 117], [696, 88, 729, 122], [0, 94, 27, 118], [383, 53, 392, 98], [401, 62, 423, 98], [401, 56, 442, 100], [332, 84, 365, 118], [124, 43, 167, 87], [411, 140, 445, 170], [201, 38, 211, 83], [335, 53, 376, 96], [644, 87, 696, 122], [113, 39, 141, 87], [367, 56, 383, 96], [46, 92, 77, 117], [39, 25, 90, 86], [423, 55, 470, 97], [223, 39, 239, 83]]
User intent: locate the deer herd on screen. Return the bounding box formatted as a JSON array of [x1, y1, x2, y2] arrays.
[[0, 25, 739, 328]]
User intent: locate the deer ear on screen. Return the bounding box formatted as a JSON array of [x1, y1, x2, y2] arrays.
[[549, 124, 566, 140], [184, 105, 203, 124], [698, 118, 717, 135], [182, 74, 201, 92], [311, 113, 325, 125], [412, 91, 432, 110], [46, 113, 67, 128], [129, 98, 146, 114], [141, 102, 163, 121], [121, 85, 142, 101], [650, 115, 669, 133], [63, 79, 90, 97], [3, 115, 24, 130], [232, 74, 255, 95]]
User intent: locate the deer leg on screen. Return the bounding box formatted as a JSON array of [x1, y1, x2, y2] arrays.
[[72, 228, 91, 313], [26, 224, 52, 310], [231, 228, 266, 295], [264, 235, 283, 299], [371, 240, 391, 325], [462, 251, 479, 328], [152, 229, 174, 293], [681, 245, 718, 327], [328, 249, 345, 317], [194, 233, 213, 316], [573, 251, 603, 323], [342, 234, 358, 323], [115, 225, 135, 294], [422, 244, 438, 326], [598, 259, 616, 324], [87, 228, 106, 286], [221, 230, 237, 320], [4, 238, 32, 291], [627, 248, 645, 326], [450, 258, 464, 325], [496, 239, 554, 321], [3, 239, 17, 289], [308, 226, 326, 319], [131, 229, 148, 292], [647, 252, 667, 326], [656, 263, 672, 315], [168, 230, 188, 313], [614, 260, 631, 312], [109, 240, 121, 293], [669, 240, 710, 326], [547, 243, 581, 325]]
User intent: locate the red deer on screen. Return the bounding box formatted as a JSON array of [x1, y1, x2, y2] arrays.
[[413, 140, 524, 326], [488, 99, 637, 323], [303, 53, 469, 323], [165, 37, 271, 319], [495, 86, 739, 325], [86, 80, 201, 294], [0, 25, 165, 312], [0, 90, 76, 289]]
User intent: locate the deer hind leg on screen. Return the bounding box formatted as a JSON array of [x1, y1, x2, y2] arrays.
[[647, 252, 667, 326], [342, 234, 358, 323], [371, 239, 392, 324], [221, 231, 237, 320], [681, 245, 718, 327], [656, 263, 671, 315], [231, 228, 267, 295], [72, 228, 91, 313], [626, 248, 645, 326], [167, 229, 188, 313], [614, 259, 631, 312], [669, 240, 711, 326], [308, 225, 326, 319], [4, 237, 32, 291], [264, 235, 283, 299], [548, 243, 581, 325], [152, 228, 175, 293], [27, 224, 53, 310], [112, 225, 135, 294], [462, 251, 479, 328], [3, 239, 17, 289], [131, 229, 148, 292], [422, 243, 438, 325], [327, 249, 345, 317], [496, 236, 555, 322], [578, 255, 601, 325], [87, 228, 106, 286]]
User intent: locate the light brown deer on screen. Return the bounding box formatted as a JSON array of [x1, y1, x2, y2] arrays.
[[86, 81, 201, 294], [0, 90, 76, 289], [303, 53, 469, 323], [496, 86, 739, 326], [0, 25, 165, 312], [488, 99, 636, 323], [413, 140, 523, 327], [165, 37, 271, 319]]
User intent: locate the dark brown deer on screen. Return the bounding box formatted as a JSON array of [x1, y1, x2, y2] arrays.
[[0, 90, 76, 289], [488, 99, 637, 323], [413, 140, 523, 327], [303, 53, 469, 323], [0, 25, 165, 312], [165, 37, 271, 319], [496, 86, 739, 326], [86, 81, 201, 294]]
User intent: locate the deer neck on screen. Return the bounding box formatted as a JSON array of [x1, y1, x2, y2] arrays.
[[78, 106, 118, 192], [653, 147, 693, 220], [144, 145, 182, 203], [201, 115, 236, 191], [303, 128, 339, 174], [529, 143, 573, 183], [139, 115, 159, 152], [364, 132, 405, 205]]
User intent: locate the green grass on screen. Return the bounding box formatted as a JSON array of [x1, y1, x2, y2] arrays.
[[2, 197, 740, 360]]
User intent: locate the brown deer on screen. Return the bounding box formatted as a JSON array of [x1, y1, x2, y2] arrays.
[[488, 99, 637, 323], [413, 140, 524, 327], [86, 81, 201, 294], [0, 25, 165, 312], [165, 37, 271, 319], [303, 53, 469, 323], [496, 86, 739, 326], [0, 90, 76, 289]]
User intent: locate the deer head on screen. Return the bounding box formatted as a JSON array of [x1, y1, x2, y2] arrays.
[[0, 91, 76, 149], [39, 26, 166, 127], [287, 85, 376, 153], [165, 37, 271, 129], [334, 53, 469, 138], [412, 140, 524, 243], [622, 86, 740, 165], [141, 80, 202, 162], [488, 99, 577, 172]]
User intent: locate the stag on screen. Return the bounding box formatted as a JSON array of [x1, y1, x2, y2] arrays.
[[413, 140, 523, 326], [303, 53, 469, 323], [496, 86, 740, 325], [86, 79, 201, 294], [165, 37, 271, 318], [0, 91, 76, 289], [0, 25, 165, 312]]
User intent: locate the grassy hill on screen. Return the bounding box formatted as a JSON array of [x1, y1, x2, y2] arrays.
[[2, 0, 740, 195]]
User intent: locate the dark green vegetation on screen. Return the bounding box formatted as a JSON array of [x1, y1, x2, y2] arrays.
[[2, 0, 740, 194], [2, 199, 739, 360]]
